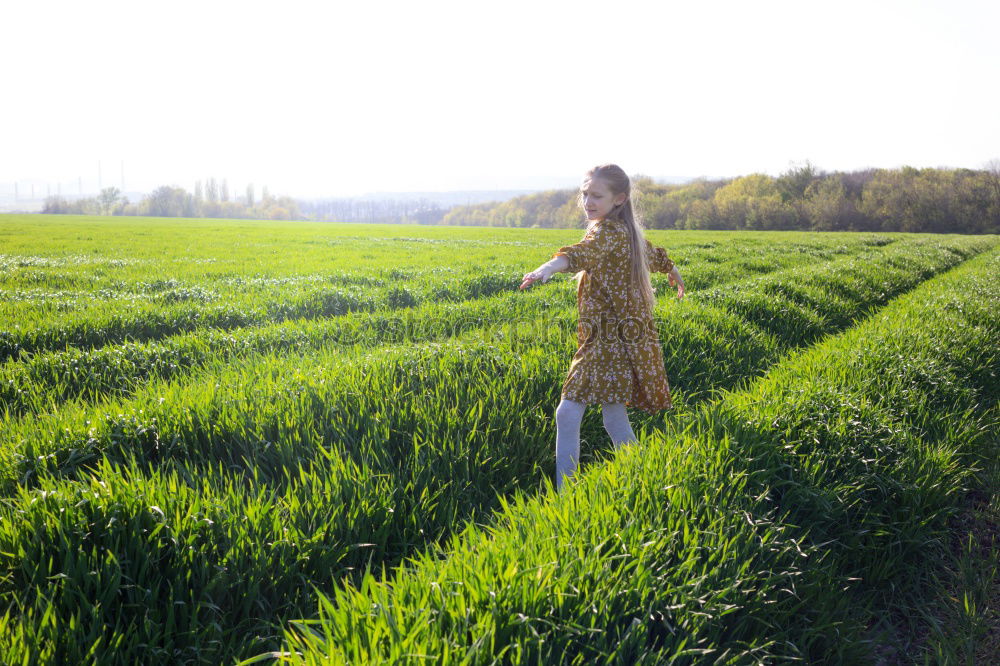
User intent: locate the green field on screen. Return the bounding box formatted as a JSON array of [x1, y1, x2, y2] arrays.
[[1, 215, 997, 664]]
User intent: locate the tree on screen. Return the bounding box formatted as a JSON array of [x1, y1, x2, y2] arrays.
[[684, 199, 721, 229], [205, 177, 219, 203], [985, 159, 1000, 201], [42, 196, 69, 213], [98, 187, 123, 215], [776, 161, 820, 202], [144, 186, 195, 217], [803, 177, 853, 231], [858, 167, 961, 233], [713, 174, 793, 230]]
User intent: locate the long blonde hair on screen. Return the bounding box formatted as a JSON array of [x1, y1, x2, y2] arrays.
[[578, 164, 656, 312]]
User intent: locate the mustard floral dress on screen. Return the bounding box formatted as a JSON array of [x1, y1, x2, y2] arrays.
[[552, 218, 675, 413]]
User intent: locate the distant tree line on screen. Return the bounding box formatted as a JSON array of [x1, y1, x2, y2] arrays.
[[43, 178, 302, 220], [38, 164, 1000, 232], [42, 179, 448, 224], [441, 163, 1000, 234], [298, 198, 447, 224]]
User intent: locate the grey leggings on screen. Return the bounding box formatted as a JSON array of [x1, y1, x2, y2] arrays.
[[555, 398, 636, 491]]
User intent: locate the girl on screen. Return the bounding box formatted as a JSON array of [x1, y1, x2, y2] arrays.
[[519, 164, 685, 491]]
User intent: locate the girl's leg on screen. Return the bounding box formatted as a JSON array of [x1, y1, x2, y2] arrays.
[[555, 398, 586, 491], [602, 402, 637, 450]]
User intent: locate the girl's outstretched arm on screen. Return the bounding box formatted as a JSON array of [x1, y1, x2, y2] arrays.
[[520, 254, 570, 290], [521, 223, 614, 290], [668, 265, 686, 300], [645, 239, 685, 300]]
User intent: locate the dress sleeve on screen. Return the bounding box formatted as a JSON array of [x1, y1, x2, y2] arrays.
[[644, 238, 675, 273], [552, 224, 610, 273]]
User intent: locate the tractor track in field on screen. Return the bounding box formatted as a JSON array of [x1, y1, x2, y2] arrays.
[[0, 241, 899, 424]]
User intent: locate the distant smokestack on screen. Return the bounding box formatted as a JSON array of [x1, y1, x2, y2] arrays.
[[98, 161, 102, 191]]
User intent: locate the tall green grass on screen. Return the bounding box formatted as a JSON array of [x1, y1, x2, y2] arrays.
[[0, 288, 564, 420], [0, 235, 903, 423], [5, 238, 981, 493], [2, 235, 977, 427], [0, 225, 896, 392], [0, 236, 993, 664], [261, 249, 999, 665], [0, 272, 529, 362], [2, 217, 891, 361]]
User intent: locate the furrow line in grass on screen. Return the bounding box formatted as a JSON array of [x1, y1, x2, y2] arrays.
[[255, 246, 1000, 664], [5, 228, 854, 361], [3, 236, 985, 490], [0, 271, 525, 363], [0, 287, 567, 422], [0, 236, 896, 421], [0, 238, 992, 663]]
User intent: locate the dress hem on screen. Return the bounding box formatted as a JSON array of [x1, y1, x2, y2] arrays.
[[560, 390, 673, 414]]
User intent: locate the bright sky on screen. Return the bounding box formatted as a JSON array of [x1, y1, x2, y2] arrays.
[[3, 0, 998, 198]]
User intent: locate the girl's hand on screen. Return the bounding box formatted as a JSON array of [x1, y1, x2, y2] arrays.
[[668, 267, 685, 300], [520, 269, 551, 290], [521, 255, 569, 290]]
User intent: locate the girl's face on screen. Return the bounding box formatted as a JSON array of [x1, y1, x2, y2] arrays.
[[581, 177, 627, 222]]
